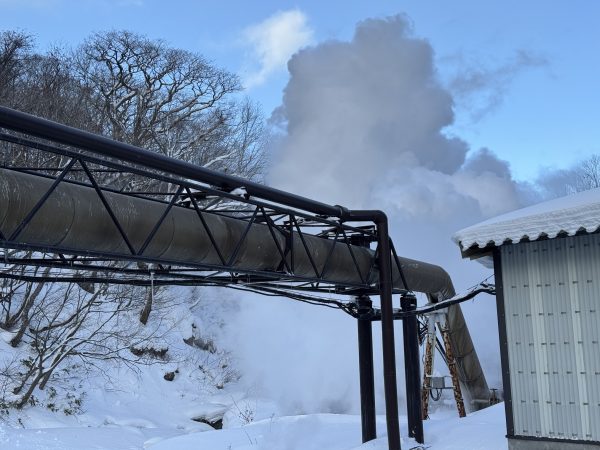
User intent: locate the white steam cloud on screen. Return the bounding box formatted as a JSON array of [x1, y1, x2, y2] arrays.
[[224, 15, 534, 415], [269, 15, 523, 214], [242, 9, 314, 88], [447, 50, 548, 122]]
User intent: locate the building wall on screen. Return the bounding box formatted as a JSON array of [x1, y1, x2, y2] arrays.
[[501, 234, 600, 444]]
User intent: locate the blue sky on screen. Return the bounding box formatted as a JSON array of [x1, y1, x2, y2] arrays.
[[1, 0, 599, 181]]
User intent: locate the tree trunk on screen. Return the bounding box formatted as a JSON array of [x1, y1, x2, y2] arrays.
[[10, 274, 48, 347], [15, 371, 44, 409], [39, 369, 53, 391], [12, 362, 37, 395], [139, 287, 152, 325]]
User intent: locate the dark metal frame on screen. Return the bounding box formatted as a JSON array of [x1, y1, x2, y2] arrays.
[[0, 107, 499, 449], [0, 135, 385, 296], [0, 107, 405, 449], [493, 249, 515, 438], [402, 293, 424, 444]]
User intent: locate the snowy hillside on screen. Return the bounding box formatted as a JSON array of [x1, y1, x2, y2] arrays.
[[0, 282, 507, 450], [0, 403, 508, 449]]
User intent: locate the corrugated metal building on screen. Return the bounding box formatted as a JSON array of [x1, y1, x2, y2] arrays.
[[454, 189, 600, 450]]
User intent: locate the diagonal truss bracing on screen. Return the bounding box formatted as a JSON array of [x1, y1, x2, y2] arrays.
[[0, 121, 410, 301]]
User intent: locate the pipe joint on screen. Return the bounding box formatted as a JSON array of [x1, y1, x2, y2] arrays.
[[340, 209, 388, 225]]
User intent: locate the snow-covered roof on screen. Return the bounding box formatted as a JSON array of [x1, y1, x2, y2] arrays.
[[453, 187, 600, 255]]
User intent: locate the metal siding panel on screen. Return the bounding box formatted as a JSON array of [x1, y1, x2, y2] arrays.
[[575, 234, 600, 440], [585, 235, 598, 439], [548, 241, 567, 436], [537, 240, 561, 437], [572, 239, 585, 435], [521, 246, 541, 437], [545, 240, 571, 438], [501, 235, 600, 442], [570, 236, 590, 439], [587, 236, 600, 440], [503, 245, 538, 437], [555, 240, 579, 438], [527, 241, 552, 436], [509, 246, 527, 435]]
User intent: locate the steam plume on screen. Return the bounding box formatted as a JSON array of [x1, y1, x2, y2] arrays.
[[225, 14, 530, 415]]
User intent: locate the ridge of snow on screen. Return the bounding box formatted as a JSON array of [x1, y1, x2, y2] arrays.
[[147, 405, 507, 450], [453, 187, 600, 251]]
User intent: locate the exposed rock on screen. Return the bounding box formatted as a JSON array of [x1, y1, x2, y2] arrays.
[[129, 346, 168, 359], [191, 416, 223, 430], [183, 335, 216, 353], [163, 371, 175, 381]]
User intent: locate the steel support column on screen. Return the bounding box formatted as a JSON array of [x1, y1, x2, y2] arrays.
[[341, 209, 401, 450], [376, 218, 401, 450], [357, 295, 376, 443], [401, 293, 424, 443]]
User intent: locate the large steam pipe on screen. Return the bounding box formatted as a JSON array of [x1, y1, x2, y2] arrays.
[[0, 167, 455, 298]]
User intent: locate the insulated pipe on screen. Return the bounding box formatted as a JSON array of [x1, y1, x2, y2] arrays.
[[446, 304, 491, 411], [0, 106, 455, 298], [0, 107, 461, 450], [0, 168, 455, 297]]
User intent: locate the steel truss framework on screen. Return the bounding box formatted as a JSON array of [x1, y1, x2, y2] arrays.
[[0, 131, 414, 303], [0, 106, 492, 450]]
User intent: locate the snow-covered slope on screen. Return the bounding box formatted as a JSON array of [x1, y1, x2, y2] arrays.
[[0, 283, 506, 450], [0, 404, 507, 450]]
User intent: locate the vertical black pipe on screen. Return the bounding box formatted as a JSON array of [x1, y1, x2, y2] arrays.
[[401, 293, 424, 444], [357, 295, 377, 443], [376, 219, 401, 450]]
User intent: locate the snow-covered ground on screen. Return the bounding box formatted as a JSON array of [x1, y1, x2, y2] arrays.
[[0, 403, 507, 450], [0, 285, 506, 450]]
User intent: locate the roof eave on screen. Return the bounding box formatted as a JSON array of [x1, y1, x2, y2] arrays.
[[458, 228, 600, 260]]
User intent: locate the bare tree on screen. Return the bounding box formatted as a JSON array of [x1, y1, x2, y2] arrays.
[[0, 254, 52, 347], [73, 31, 237, 151], [0, 30, 265, 410], [9, 282, 153, 408], [0, 31, 32, 104], [0, 32, 98, 131], [71, 31, 267, 322], [572, 154, 600, 192]]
